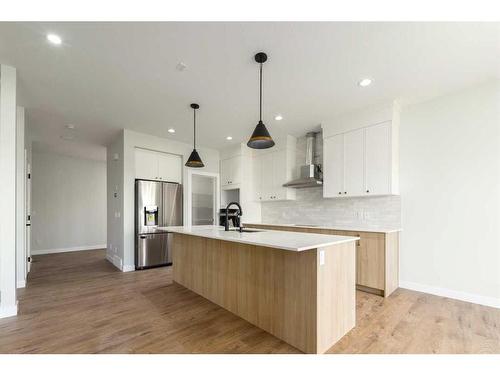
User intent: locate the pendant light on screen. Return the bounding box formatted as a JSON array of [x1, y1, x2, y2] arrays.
[[185, 103, 204, 168], [247, 52, 275, 149]]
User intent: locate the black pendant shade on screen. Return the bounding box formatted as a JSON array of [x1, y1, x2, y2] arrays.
[[185, 103, 205, 168], [247, 52, 275, 149]]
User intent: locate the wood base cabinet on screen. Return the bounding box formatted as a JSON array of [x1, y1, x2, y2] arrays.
[[244, 224, 399, 297]]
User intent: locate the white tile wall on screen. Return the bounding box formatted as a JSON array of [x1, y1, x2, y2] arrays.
[[261, 132, 401, 228]]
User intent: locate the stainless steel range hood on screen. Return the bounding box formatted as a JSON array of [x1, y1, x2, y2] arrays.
[[283, 132, 323, 188]]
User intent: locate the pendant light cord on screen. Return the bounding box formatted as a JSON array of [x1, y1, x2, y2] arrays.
[[259, 62, 263, 122], [193, 108, 196, 149]]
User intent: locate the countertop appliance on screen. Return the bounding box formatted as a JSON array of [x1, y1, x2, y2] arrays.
[[135, 179, 182, 270]]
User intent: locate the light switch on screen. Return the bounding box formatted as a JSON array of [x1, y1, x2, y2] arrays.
[[319, 250, 325, 266]]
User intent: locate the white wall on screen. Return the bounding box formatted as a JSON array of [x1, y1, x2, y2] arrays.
[[0, 64, 18, 318], [15, 106, 26, 288], [31, 149, 107, 254], [106, 129, 220, 271], [400, 81, 500, 307]]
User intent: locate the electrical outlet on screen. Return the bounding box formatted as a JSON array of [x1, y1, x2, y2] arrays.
[[319, 250, 325, 266]]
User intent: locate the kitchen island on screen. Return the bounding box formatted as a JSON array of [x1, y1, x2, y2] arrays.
[[161, 225, 358, 353]]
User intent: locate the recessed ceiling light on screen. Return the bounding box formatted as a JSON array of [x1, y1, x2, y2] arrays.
[[167, 128, 176, 134], [274, 115, 283, 121], [226, 136, 233, 141], [358, 78, 372, 87], [66, 124, 75, 129], [47, 33, 62, 45]]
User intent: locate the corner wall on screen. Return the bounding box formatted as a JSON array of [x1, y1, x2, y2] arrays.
[[400, 81, 500, 307]]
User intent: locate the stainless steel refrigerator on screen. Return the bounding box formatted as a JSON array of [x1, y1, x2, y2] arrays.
[[135, 179, 183, 270]]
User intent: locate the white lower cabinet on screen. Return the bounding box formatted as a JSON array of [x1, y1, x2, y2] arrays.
[[253, 149, 295, 202], [323, 121, 397, 198]]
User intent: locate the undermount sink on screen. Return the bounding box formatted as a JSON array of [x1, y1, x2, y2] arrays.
[[227, 228, 262, 233]]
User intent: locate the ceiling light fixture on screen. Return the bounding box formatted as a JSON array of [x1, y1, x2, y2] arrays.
[[247, 52, 275, 149], [168, 128, 176, 134], [47, 33, 62, 45], [185, 103, 204, 168], [274, 115, 283, 121], [66, 124, 75, 129], [226, 136, 233, 141], [358, 78, 372, 87]]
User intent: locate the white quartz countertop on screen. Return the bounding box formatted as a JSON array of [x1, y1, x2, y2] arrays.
[[243, 222, 402, 234], [159, 225, 358, 252]]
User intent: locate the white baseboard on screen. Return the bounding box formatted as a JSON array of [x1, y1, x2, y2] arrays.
[[0, 301, 18, 319], [122, 264, 135, 272], [16, 279, 26, 288], [31, 244, 107, 255], [106, 253, 123, 271], [400, 280, 500, 309]]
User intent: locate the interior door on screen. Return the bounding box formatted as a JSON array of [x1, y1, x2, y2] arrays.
[[343, 128, 365, 196], [365, 122, 391, 195], [323, 134, 344, 197], [191, 174, 218, 225]]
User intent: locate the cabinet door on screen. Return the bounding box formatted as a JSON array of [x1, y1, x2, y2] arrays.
[[365, 122, 390, 195], [158, 153, 182, 183], [135, 148, 159, 180], [356, 233, 385, 290], [272, 150, 287, 200], [220, 158, 231, 186], [260, 153, 274, 200], [343, 129, 364, 196], [230, 156, 242, 185], [253, 155, 262, 201], [323, 134, 344, 197]]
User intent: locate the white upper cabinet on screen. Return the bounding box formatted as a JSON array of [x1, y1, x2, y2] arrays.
[[135, 148, 158, 181], [253, 147, 296, 202], [343, 128, 365, 196], [323, 134, 344, 197], [135, 148, 182, 183], [322, 101, 399, 198], [220, 156, 242, 186], [365, 121, 391, 195], [157, 152, 183, 183]]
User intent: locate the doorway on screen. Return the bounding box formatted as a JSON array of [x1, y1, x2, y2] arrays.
[[186, 170, 220, 226]]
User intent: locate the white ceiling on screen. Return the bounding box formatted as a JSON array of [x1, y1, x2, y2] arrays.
[[1, 22, 499, 160]]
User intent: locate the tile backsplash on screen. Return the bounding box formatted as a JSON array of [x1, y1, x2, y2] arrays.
[[260, 132, 401, 228]]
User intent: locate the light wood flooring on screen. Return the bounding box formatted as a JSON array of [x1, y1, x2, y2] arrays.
[[0, 249, 498, 354]]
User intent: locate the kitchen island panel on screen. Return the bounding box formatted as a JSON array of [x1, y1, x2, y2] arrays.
[[172, 233, 355, 353]]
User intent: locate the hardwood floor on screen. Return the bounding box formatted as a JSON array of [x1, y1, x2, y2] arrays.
[[0, 249, 498, 354]]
